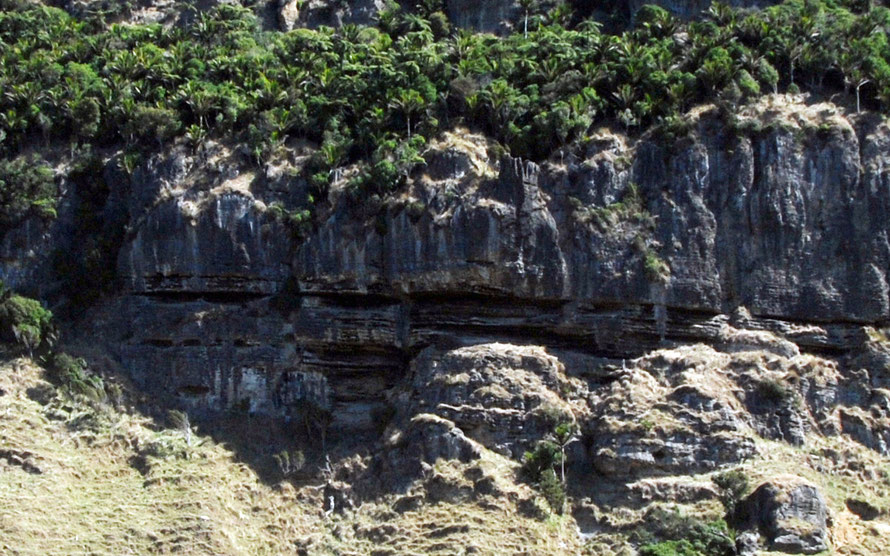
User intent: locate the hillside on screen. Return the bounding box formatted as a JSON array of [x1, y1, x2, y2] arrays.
[[5, 0, 890, 554], [0, 355, 583, 554]]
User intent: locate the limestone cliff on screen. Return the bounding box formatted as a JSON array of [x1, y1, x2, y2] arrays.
[[6, 95, 890, 553], [51, 0, 778, 32]]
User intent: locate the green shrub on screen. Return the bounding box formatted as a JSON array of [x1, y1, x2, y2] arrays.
[[737, 70, 761, 98], [0, 155, 56, 233], [631, 508, 735, 556], [538, 468, 566, 514], [644, 250, 671, 283], [757, 377, 792, 404], [266, 202, 312, 237], [0, 294, 53, 347], [712, 469, 750, 516], [640, 539, 701, 556], [521, 439, 562, 482], [45, 352, 106, 403], [757, 59, 780, 94], [124, 105, 181, 146]]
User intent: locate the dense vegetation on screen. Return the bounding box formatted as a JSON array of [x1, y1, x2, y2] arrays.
[[1, 0, 889, 308], [0, 280, 111, 401], [632, 507, 736, 556], [0, 154, 55, 231], [1, 0, 890, 201]]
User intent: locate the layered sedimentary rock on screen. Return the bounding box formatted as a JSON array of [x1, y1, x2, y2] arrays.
[[27, 96, 878, 461], [3, 83, 890, 551], [51, 0, 780, 33], [296, 102, 887, 324], [745, 477, 831, 554]]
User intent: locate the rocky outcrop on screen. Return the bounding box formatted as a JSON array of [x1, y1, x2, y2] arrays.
[[296, 100, 890, 325], [118, 142, 300, 295], [445, 0, 520, 34], [51, 0, 780, 33], [744, 476, 830, 554], [57, 98, 890, 446], [589, 345, 759, 477], [402, 343, 584, 458], [287, 0, 388, 29], [0, 217, 55, 298], [120, 193, 292, 294]]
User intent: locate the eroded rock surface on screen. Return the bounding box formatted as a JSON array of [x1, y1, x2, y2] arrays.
[[629, 0, 779, 20], [43, 98, 890, 446], [6, 97, 885, 555], [745, 476, 830, 554], [402, 343, 584, 458], [51, 0, 780, 33]]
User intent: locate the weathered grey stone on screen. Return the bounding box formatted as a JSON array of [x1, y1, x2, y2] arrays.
[[290, 0, 387, 29], [278, 0, 301, 30], [65, 99, 890, 478], [296, 101, 890, 325], [403, 343, 582, 458], [629, 0, 778, 21], [745, 477, 830, 554], [0, 217, 56, 297], [120, 193, 293, 294]]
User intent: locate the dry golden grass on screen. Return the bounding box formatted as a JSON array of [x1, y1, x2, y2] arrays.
[[0, 357, 319, 555], [10, 348, 884, 555], [731, 436, 890, 556], [0, 357, 584, 555]]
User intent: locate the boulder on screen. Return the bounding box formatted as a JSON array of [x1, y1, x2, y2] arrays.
[[404, 343, 583, 458], [745, 476, 830, 554]]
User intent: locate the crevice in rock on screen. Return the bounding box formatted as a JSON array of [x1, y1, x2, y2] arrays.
[[138, 290, 269, 303]]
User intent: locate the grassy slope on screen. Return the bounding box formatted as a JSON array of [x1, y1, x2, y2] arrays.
[[0, 357, 579, 555], [743, 436, 890, 556], [4, 351, 889, 555], [0, 357, 321, 555]]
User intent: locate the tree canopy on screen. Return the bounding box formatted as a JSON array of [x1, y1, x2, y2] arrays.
[[1, 0, 889, 197]]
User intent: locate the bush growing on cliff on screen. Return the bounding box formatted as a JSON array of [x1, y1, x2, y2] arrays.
[[712, 469, 750, 517], [639, 540, 699, 556], [538, 468, 566, 514], [0, 293, 53, 351], [644, 250, 671, 283], [0, 155, 56, 233], [632, 507, 735, 556], [45, 351, 106, 403], [521, 421, 578, 514], [756, 377, 794, 405], [273, 449, 305, 478], [522, 439, 566, 512], [522, 439, 562, 482]]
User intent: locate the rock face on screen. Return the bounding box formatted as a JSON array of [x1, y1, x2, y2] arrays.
[[403, 343, 583, 458], [3, 83, 890, 553], [7, 98, 890, 556], [120, 193, 292, 295], [294, 101, 890, 327], [0, 217, 55, 298], [629, 0, 778, 20], [52, 0, 779, 33], [745, 477, 830, 554], [118, 143, 298, 295], [445, 0, 520, 34], [288, 0, 388, 29], [43, 98, 889, 450]]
